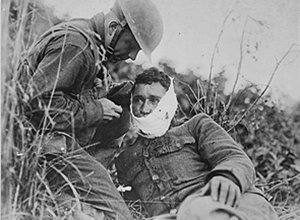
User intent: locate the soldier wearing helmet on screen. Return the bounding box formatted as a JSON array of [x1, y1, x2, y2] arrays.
[[17, 0, 163, 219], [107, 0, 163, 62]]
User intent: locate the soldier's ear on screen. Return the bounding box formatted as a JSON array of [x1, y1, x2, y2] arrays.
[[108, 21, 118, 36]]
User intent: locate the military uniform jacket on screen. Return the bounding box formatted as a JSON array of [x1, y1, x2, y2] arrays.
[[18, 13, 110, 146], [116, 113, 263, 216]]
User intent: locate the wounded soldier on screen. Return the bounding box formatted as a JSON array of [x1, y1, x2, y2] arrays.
[[116, 67, 279, 220]]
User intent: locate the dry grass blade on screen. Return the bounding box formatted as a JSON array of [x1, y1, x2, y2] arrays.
[[206, 6, 236, 111], [227, 44, 299, 132]]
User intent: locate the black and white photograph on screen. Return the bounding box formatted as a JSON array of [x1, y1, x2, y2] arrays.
[[1, 0, 299, 219]]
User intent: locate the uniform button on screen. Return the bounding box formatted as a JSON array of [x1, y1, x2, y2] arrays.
[[176, 141, 181, 147], [152, 174, 159, 181]]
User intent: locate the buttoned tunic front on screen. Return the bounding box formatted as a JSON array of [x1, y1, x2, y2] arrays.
[[116, 114, 277, 219]]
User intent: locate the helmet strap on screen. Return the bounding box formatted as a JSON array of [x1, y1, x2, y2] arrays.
[[106, 21, 128, 60]]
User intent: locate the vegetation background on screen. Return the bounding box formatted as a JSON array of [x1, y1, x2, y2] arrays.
[[1, 0, 300, 219]]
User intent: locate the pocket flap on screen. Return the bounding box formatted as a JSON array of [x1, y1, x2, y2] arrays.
[[151, 134, 195, 156]]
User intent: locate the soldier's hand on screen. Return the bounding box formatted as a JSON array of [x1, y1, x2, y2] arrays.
[[98, 98, 122, 122], [199, 176, 241, 208]]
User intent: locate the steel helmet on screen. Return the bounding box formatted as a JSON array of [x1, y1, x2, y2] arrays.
[[116, 0, 164, 61]]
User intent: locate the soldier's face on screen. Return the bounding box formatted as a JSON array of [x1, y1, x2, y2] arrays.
[[109, 28, 141, 63], [131, 82, 167, 118]]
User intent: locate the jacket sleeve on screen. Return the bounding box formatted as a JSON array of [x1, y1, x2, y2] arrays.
[[187, 113, 255, 193], [24, 39, 104, 132]]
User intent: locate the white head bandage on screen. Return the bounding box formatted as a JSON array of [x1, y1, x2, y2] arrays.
[[130, 78, 178, 139]]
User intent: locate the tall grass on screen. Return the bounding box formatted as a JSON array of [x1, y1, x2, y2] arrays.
[[1, 1, 63, 219], [1, 1, 299, 220]]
